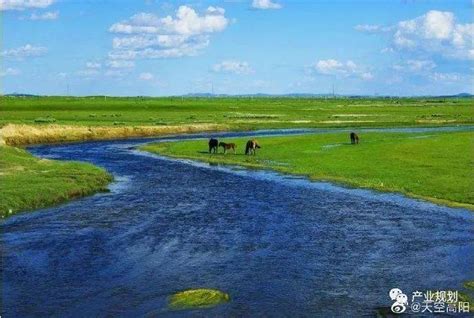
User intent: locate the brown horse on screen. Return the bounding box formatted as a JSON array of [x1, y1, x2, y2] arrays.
[[245, 139, 261, 155], [350, 132, 359, 145], [219, 142, 236, 154], [209, 138, 218, 154]]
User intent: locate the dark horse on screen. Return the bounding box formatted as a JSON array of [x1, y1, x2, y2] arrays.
[[245, 139, 261, 155], [209, 138, 218, 154], [350, 132, 359, 145], [219, 142, 236, 154]]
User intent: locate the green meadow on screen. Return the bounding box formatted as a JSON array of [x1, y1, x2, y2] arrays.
[[142, 130, 474, 209], [1, 96, 473, 130], [0, 145, 112, 217]]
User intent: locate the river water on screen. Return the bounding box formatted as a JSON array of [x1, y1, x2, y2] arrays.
[[1, 127, 473, 317]]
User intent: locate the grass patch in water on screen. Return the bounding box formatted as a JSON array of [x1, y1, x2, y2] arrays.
[[168, 288, 230, 310], [464, 280, 474, 290], [460, 280, 474, 312], [0, 145, 113, 217], [142, 130, 474, 209]]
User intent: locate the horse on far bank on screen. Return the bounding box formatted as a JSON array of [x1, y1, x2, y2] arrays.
[[350, 132, 359, 145], [245, 139, 261, 155], [219, 142, 236, 154], [209, 138, 218, 153]]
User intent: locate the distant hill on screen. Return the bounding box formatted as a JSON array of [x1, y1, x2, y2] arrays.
[[3, 93, 40, 97], [449, 93, 473, 98]]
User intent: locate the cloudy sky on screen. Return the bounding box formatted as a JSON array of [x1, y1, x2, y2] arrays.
[[1, 0, 473, 96]]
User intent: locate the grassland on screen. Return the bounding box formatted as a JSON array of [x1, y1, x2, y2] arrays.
[[1, 96, 472, 215], [141, 130, 474, 209], [0, 145, 113, 218], [1, 96, 473, 145]]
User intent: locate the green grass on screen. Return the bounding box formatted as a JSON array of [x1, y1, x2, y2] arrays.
[[0, 145, 113, 218], [141, 131, 474, 209], [1, 96, 473, 130], [464, 281, 474, 290], [168, 288, 230, 310], [459, 280, 474, 312]]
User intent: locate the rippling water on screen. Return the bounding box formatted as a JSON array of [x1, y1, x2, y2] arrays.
[[1, 127, 473, 317]]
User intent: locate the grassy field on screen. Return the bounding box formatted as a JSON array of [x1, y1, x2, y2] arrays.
[[0, 145, 113, 218], [141, 130, 474, 209], [1, 96, 473, 131]]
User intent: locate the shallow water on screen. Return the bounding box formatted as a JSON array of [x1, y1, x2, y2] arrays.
[[2, 127, 473, 317]]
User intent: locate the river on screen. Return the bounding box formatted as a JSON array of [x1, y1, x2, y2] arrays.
[[2, 127, 473, 317]]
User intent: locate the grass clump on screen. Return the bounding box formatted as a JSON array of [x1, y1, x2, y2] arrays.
[[34, 117, 56, 123], [142, 130, 474, 209], [464, 281, 474, 290], [168, 288, 230, 310], [0, 145, 113, 217]]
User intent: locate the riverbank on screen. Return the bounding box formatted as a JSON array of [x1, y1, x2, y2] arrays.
[[0, 123, 229, 146], [0, 145, 113, 218], [141, 130, 474, 210]]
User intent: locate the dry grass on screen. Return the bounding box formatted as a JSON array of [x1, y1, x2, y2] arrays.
[[416, 119, 458, 124], [319, 120, 376, 124], [0, 123, 229, 146]]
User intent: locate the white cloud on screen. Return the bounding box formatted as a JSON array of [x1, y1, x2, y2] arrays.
[[393, 59, 436, 73], [139, 72, 154, 81], [429, 72, 462, 82], [252, 0, 282, 10], [1, 44, 47, 59], [77, 69, 99, 77], [354, 24, 391, 33], [0, 0, 53, 11], [108, 6, 228, 60], [110, 7, 228, 36], [104, 69, 131, 78], [380, 47, 395, 54], [27, 10, 58, 20], [314, 59, 338, 73], [358, 10, 474, 60], [212, 60, 254, 74], [360, 72, 374, 80], [108, 43, 210, 59], [106, 60, 135, 69], [312, 59, 373, 80], [85, 62, 102, 69], [0, 67, 20, 76], [77, 59, 134, 78]]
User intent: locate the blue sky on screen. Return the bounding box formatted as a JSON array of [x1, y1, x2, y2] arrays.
[[1, 0, 473, 96]]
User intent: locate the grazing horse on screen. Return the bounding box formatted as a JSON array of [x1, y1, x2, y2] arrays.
[[245, 139, 261, 155], [219, 142, 236, 154], [350, 132, 359, 145], [209, 138, 218, 154]]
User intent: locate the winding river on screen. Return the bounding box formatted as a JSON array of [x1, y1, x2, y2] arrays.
[[2, 127, 473, 317]]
